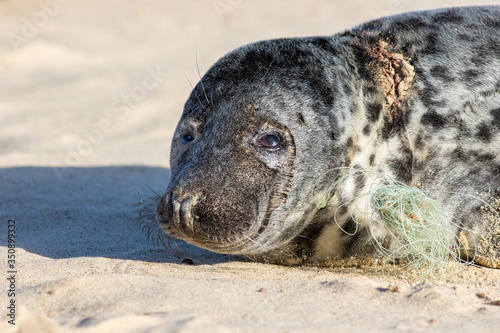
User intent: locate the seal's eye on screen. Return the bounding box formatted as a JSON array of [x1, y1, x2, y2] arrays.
[[181, 134, 194, 144], [258, 134, 283, 149]]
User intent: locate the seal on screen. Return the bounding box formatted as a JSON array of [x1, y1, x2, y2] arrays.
[[155, 6, 500, 268]]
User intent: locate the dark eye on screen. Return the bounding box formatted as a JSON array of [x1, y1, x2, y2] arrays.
[[258, 134, 283, 149], [181, 134, 194, 144]]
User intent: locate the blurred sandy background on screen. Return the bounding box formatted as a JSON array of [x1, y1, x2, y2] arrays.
[[1, 0, 500, 332]]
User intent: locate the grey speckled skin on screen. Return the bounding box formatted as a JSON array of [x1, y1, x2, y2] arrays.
[[156, 6, 500, 266]]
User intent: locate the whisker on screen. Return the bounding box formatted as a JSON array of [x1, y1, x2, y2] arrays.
[[183, 70, 206, 109], [196, 51, 211, 107], [136, 185, 183, 256], [144, 184, 163, 199], [242, 233, 267, 249]]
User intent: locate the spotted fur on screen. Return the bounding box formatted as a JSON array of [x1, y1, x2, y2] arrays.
[[156, 6, 500, 267]]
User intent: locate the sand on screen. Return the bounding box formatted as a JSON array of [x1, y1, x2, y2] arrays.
[[1, 0, 500, 332]]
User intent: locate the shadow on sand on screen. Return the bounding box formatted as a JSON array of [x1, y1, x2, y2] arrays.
[[0, 166, 241, 265]]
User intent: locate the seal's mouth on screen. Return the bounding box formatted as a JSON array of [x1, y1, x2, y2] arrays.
[[155, 189, 268, 254]]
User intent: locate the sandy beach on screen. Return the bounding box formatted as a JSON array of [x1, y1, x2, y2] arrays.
[[1, 0, 500, 332]]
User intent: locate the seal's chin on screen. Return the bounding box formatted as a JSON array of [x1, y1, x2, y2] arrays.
[[156, 219, 269, 255]]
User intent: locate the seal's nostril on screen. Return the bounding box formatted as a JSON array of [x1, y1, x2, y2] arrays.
[[180, 195, 199, 220], [165, 192, 199, 234]]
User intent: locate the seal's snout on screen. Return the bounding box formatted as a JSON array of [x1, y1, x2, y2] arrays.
[[155, 180, 259, 252], [156, 190, 199, 238]]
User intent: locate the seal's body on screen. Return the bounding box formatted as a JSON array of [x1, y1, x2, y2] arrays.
[[156, 6, 500, 267]]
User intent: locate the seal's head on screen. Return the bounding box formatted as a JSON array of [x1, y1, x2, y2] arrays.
[[155, 37, 357, 261], [155, 35, 413, 262]]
